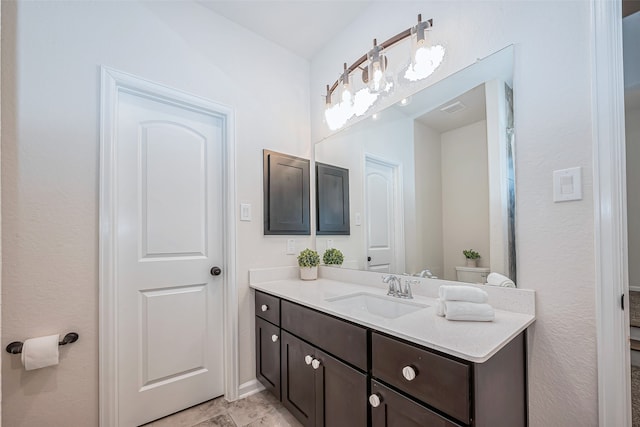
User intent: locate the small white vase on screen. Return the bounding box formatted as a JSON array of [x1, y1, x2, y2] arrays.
[[300, 266, 318, 280], [465, 259, 478, 268]]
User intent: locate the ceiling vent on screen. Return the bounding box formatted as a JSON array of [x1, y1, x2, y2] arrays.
[[440, 101, 466, 114]]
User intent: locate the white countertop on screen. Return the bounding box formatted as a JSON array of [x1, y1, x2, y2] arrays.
[[250, 277, 535, 363]]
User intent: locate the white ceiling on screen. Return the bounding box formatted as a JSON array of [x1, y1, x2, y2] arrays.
[[416, 84, 487, 134], [199, 1, 372, 60]]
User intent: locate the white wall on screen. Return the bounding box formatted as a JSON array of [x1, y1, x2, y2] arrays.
[[0, 3, 3, 423], [1, 2, 310, 425], [413, 121, 443, 278], [310, 1, 596, 425], [624, 12, 640, 90], [627, 107, 640, 288], [441, 120, 489, 280]]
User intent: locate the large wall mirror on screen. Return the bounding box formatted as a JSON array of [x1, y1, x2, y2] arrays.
[[315, 46, 516, 285]]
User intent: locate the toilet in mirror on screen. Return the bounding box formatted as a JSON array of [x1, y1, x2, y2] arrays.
[[315, 46, 516, 286]]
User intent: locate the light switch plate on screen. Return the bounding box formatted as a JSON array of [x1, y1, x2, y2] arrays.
[[327, 239, 334, 249], [240, 203, 251, 221], [553, 167, 582, 202], [286, 239, 296, 255], [355, 213, 361, 226]]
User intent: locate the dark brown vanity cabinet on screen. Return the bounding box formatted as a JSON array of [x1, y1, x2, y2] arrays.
[[370, 332, 526, 427], [254, 290, 526, 427], [370, 380, 462, 427], [255, 317, 281, 399], [281, 331, 367, 427], [255, 291, 281, 399]]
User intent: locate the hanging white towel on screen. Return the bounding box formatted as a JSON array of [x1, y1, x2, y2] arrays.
[[438, 285, 488, 303], [21, 334, 60, 371], [443, 301, 495, 322], [486, 272, 515, 288]]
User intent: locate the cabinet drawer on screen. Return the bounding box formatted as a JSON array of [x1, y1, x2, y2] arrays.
[[370, 380, 463, 427], [281, 300, 368, 371], [372, 333, 470, 424], [255, 291, 280, 325]]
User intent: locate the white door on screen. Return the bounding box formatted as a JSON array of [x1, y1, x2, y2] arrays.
[[365, 158, 397, 272], [116, 90, 224, 426]]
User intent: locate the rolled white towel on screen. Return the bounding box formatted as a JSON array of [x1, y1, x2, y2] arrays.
[[435, 298, 445, 317], [438, 285, 488, 303], [486, 272, 515, 288], [443, 301, 495, 322]]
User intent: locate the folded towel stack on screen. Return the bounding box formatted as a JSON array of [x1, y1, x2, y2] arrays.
[[436, 285, 494, 322], [486, 272, 515, 288]]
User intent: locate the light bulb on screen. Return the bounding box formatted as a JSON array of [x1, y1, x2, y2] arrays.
[[341, 84, 352, 104]]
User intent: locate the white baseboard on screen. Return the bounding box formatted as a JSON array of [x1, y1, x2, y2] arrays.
[[629, 285, 640, 292], [237, 379, 265, 400]]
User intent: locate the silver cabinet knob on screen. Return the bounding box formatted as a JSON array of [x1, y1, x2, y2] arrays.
[[261, 304, 268, 312], [402, 365, 417, 381], [271, 334, 278, 342], [305, 355, 313, 365], [369, 393, 382, 408], [311, 359, 321, 369], [369, 394, 382, 408]]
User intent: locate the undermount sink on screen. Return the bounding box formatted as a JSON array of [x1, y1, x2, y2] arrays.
[[325, 292, 429, 319]]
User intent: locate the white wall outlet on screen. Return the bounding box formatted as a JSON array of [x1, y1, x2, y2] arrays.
[[355, 213, 361, 226], [327, 239, 334, 249], [553, 167, 582, 202], [240, 203, 251, 221], [286, 239, 296, 255]]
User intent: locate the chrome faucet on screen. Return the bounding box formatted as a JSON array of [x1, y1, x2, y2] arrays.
[[383, 275, 417, 299], [382, 275, 401, 297], [415, 269, 437, 279]]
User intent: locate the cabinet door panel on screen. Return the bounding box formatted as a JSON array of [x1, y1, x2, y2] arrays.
[[315, 348, 367, 427], [370, 381, 462, 427], [255, 317, 281, 399], [281, 331, 316, 426]]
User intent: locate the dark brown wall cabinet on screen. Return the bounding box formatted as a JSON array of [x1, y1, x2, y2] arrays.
[[316, 162, 350, 235], [254, 290, 526, 427], [263, 150, 310, 235]]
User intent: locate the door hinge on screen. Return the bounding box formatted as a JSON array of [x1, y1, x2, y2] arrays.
[[621, 293, 625, 310]]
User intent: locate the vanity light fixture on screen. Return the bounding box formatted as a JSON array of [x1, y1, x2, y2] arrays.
[[324, 14, 445, 131]]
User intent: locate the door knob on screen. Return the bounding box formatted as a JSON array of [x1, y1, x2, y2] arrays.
[[311, 359, 321, 369], [369, 393, 382, 408], [210, 266, 222, 276], [271, 334, 278, 342], [305, 355, 313, 365], [367, 256, 372, 262], [261, 304, 268, 312]]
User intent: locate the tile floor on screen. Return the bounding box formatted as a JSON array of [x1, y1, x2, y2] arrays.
[[143, 390, 302, 427]]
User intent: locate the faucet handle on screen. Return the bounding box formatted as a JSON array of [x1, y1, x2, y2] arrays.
[[403, 279, 419, 299]]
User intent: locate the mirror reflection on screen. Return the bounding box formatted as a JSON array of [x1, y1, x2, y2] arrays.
[[315, 46, 516, 285]]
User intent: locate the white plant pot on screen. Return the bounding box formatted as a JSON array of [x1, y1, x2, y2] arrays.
[[300, 266, 318, 281], [465, 259, 478, 268]]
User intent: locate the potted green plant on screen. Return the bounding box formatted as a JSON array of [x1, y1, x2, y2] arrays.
[[462, 249, 481, 268], [323, 248, 344, 267], [298, 248, 320, 280]]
